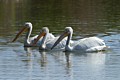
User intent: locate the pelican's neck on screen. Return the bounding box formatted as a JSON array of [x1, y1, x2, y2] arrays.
[[40, 33, 48, 49], [65, 33, 73, 51], [24, 27, 32, 46]]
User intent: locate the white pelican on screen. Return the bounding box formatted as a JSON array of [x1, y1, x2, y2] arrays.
[[11, 22, 55, 47], [33, 27, 67, 50], [51, 27, 107, 52]]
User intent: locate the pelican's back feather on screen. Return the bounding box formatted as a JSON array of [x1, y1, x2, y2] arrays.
[[74, 37, 106, 52], [46, 36, 67, 49]]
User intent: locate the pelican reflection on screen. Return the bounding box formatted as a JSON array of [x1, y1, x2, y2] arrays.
[[39, 51, 47, 67], [50, 50, 72, 68]]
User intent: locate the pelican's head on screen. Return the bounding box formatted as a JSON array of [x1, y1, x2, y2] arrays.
[[41, 27, 49, 34], [51, 27, 73, 50], [64, 27, 73, 35], [24, 22, 32, 29], [12, 22, 33, 42], [32, 27, 49, 44]]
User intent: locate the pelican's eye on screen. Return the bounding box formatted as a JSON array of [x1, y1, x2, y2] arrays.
[[66, 29, 70, 33], [25, 24, 29, 27], [24, 24, 31, 29]]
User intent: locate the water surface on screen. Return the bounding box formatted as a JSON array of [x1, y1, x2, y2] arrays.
[[0, 0, 120, 80]]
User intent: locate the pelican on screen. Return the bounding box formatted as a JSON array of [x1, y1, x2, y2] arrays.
[[33, 27, 67, 50], [11, 22, 55, 47], [51, 27, 108, 52]]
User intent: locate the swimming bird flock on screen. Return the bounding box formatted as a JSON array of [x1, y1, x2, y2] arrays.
[[12, 22, 108, 52]]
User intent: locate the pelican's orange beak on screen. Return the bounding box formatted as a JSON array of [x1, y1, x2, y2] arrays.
[[32, 32, 46, 45], [51, 32, 69, 50], [12, 27, 28, 42]]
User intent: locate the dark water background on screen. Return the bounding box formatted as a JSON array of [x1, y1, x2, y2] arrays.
[[0, 0, 120, 80]]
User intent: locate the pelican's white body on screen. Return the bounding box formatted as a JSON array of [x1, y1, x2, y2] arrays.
[[45, 36, 67, 50], [30, 33, 55, 46], [52, 27, 107, 52], [67, 37, 106, 52], [34, 27, 67, 50]]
